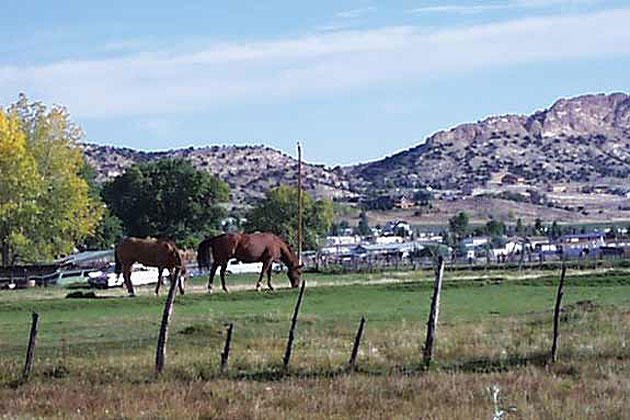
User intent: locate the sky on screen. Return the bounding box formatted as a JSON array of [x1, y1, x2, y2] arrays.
[[1, 1, 629, 166]]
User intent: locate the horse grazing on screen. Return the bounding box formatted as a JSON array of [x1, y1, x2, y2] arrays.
[[115, 237, 186, 297], [196, 232, 302, 293]]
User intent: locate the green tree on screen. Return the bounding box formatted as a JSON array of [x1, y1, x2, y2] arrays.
[[534, 218, 544, 235], [330, 219, 350, 236], [243, 185, 334, 250], [448, 211, 469, 241], [102, 159, 229, 247], [549, 221, 563, 240], [414, 189, 433, 206], [485, 220, 506, 237], [356, 212, 372, 236], [1, 96, 103, 264], [76, 160, 124, 250], [79, 208, 123, 250]]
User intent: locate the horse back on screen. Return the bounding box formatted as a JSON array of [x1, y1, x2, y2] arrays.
[[208, 233, 241, 263], [117, 237, 179, 268], [233, 232, 286, 263]]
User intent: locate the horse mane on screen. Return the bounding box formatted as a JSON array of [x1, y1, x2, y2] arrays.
[[278, 236, 299, 268]]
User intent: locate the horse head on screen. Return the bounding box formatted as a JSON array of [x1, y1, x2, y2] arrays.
[[287, 264, 303, 288]]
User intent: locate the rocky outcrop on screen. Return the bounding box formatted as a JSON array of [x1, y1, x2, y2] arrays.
[[348, 92, 630, 190], [82, 144, 358, 206], [84, 92, 630, 206]]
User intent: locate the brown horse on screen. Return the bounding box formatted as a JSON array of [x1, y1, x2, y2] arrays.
[[196, 232, 302, 293], [115, 237, 186, 297], [154, 249, 189, 296]]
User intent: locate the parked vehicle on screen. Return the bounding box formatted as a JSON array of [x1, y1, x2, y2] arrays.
[[223, 259, 283, 274], [225, 259, 264, 274], [88, 263, 169, 289]]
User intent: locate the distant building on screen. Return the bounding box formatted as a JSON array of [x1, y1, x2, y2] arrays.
[[325, 236, 362, 246], [459, 237, 490, 259], [558, 232, 605, 257], [546, 184, 568, 193], [395, 196, 416, 209], [501, 174, 526, 185], [592, 185, 611, 194], [353, 241, 426, 259], [382, 220, 412, 237]]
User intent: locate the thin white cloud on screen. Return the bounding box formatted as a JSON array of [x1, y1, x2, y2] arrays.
[[336, 6, 377, 18], [410, 0, 604, 14], [410, 4, 509, 14], [1, 9, 629, 118]]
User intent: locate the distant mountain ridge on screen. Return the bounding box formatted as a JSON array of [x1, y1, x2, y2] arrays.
[[82, 143, 356, 206], [348, 92, 630, 191], [83, 92, 630, 205]]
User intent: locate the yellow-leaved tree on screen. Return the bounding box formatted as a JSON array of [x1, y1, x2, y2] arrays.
[[0, 95, 103, 265]]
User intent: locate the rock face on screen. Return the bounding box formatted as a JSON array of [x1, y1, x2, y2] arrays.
[[84, 92, 630, 206], [347, 92, 630, 190], [82, 144, 357, 206]]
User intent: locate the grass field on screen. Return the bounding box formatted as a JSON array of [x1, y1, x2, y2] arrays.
[[2, 268, 630, 419]]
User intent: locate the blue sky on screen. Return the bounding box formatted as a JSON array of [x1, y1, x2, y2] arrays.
[[1, 1, 629, 166]]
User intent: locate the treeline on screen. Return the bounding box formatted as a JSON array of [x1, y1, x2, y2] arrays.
[[0, 96, 333, 265]]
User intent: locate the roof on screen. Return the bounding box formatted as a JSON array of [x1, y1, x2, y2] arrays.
[[55, 250, 115, 266], [560, 232, 604, 240]]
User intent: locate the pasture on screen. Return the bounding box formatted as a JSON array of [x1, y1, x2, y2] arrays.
[[2, 268, 630, 419]]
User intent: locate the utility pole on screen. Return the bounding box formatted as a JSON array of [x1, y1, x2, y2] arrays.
[[297, 141, 303, 265]]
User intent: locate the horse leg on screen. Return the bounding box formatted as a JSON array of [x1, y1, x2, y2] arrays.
[[220, 264, 229, 294], [177, 268, 185, 295], [256, 260, 271, 291], [155, 267, 164, 295], [207, 263, 219, 293], [266, 262, 275, 291], [123, 265, 135, 297]]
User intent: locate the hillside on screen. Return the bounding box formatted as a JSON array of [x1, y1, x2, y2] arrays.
[[82, 144, 357, 206], [84, 92, 630, 208], [348, 92, 630, 191]]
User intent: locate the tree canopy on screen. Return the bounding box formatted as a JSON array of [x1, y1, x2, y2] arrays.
[[102, 158, 229, 247], [243, 185, 334, 250], [0, 95, 103, 264], [448, 211, 469, 242], [356, 212, 372, 236]]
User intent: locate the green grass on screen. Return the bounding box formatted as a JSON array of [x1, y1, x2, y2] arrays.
[[3, 268, 630, 419], [2, 270, 630, 358]]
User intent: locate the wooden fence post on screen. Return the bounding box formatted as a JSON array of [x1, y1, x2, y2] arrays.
[[283, 280, 306, 369], [155, 271, 180, 375], [21, 312, 40, 382], [550, 265, 567, 364], [423, 256, 445, 368], [220, 323, 234, 373], [348, 316, 366, 370]]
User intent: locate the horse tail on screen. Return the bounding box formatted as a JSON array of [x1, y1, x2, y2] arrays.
[[173, 245, 182, 267], [196, 238, 213, 271], [114, 246, 122, 276]]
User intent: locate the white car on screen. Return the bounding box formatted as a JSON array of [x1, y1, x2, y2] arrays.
[[226, 259, 264, 274], [224, 259, 283, 274], [88, 263, 170, 289]]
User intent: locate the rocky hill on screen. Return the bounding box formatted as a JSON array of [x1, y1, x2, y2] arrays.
[[84, 92, 630, 206], [348, 92, 630, 191], [82, 144, 357, 206]]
